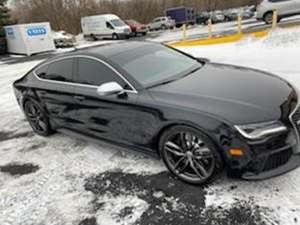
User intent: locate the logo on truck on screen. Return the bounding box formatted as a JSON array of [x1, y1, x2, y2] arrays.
[[5, 27, 15, 38], [26, 27, 47, 36]]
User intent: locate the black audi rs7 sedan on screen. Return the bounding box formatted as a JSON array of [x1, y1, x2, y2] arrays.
[[13, 41, 300, 185]]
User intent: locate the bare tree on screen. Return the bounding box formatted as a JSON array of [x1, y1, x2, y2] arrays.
[[10, 0, 257, 34]]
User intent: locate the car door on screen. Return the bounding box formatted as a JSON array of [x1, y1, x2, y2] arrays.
[[270, 0, 296, 15], [71, 56, 152, 147], [34, 58, 78, 129], [291, 0, 300, 14]]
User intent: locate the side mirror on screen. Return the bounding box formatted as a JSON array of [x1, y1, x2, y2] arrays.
[[97, 82, 124, 96]]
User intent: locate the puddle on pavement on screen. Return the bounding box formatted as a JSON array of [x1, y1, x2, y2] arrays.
[[0, 163, 40, 176]]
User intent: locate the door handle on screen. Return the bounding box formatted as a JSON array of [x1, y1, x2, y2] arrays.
[[74, 95, 86, 101]]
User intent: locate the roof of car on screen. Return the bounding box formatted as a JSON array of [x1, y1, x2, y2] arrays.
[[53, 41, 157, 61]]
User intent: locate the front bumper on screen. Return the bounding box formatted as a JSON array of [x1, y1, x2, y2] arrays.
[[242, 145, 300, 180], [225, 128, 300, 180]]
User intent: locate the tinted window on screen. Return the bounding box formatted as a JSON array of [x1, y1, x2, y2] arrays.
[[110, 45, 200, 87], [77, 58, 128, 88], [36, 59, 73, 82], [35, 65, 48, 79]]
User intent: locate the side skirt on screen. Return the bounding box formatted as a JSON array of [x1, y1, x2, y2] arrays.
[[57, 128, 160, 159]]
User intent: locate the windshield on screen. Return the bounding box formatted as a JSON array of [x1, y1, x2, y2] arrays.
[[110, 19, 126, 27], [110, 45, 201, 87]]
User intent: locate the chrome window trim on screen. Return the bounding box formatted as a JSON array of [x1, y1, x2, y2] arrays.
[[33, 55, 138, 94]]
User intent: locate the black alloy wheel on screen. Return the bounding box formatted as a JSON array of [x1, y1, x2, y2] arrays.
[[24, 100, 53, 136], [160, 126, 222, 185]]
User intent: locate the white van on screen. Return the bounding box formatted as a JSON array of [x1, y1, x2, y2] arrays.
[[81, 14, 131, 40]]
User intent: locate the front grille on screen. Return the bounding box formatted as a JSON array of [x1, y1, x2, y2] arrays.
[[263, 148, 293, 171], [253, 134, 288, 153], [124, 28, 131, 33]]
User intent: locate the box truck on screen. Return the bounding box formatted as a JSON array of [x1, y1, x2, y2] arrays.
[[166, 6, 196, 27], [81, 14, 131, 40], [4, 22, 55, 56]]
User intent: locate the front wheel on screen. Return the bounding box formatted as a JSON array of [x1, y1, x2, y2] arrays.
[[264, 12, 274, 24], [24, 100, 54, 137], [159, 126, 223, 185], [112, 33, 119, 40]]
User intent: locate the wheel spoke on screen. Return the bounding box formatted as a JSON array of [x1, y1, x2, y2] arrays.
[[180, 132, 188, 151], [189, 158, 204, 179], [165, 141, 184, 156], [193, 158, 208, 177], [38, 120, 47, 131], [177, 158, 189, 174], [174, 156, 186, 170]]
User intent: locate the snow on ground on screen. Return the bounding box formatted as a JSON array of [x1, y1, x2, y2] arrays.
[[1, 27, 300, 225]]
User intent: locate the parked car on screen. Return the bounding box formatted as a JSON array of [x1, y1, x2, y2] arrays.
[[52, 30, 75, 48], [224, 8, 254, 21], [148, 16, 175, 31], [13, 41, 300, 185], [196, 12, 210, 25], [125, 20, 148, 36], [256, 0, 300, 24], [165, 6, 196, 27], [81, 14, 131, 40], [211, 11, 225, 23]]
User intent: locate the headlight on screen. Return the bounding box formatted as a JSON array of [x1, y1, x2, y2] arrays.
[[234, 121, 287, 140]]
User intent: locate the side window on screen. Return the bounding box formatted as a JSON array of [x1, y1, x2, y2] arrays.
[[35, 59, 73, 82], [77, 58, 129, 89], [106, 22, 114, 29], [35, 65, 48, 79]]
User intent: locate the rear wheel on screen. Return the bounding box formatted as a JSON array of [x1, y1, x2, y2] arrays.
[[159, 126, 223, 185], [161, 24, 167, 30], [24, 100, 54, 137]]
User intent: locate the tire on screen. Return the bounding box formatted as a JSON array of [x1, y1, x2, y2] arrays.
[[112, 33, 119, 40], [161, 24, 167, 30], [264, 12, 274, 24], [90, 34, 97, 41], [159, 125, 223, 185], [24, 100, 54, 137], [142, 32, 147, 36]]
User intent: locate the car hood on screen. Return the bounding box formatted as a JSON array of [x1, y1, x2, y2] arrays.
[[148, 63, 297, 125]]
